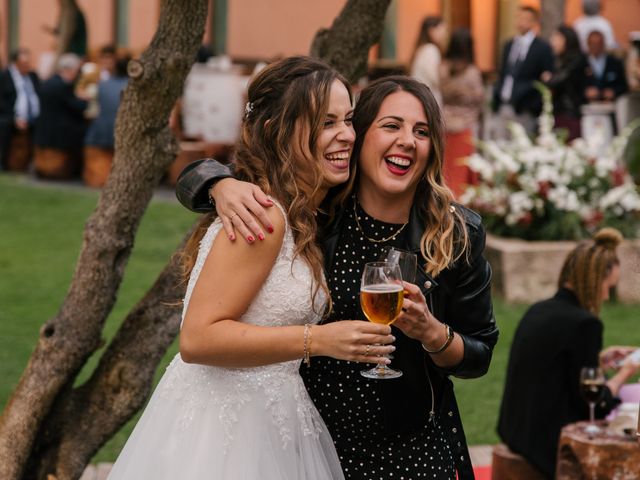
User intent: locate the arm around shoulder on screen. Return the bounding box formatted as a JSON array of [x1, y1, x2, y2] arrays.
[[175, 158, 235, 213]]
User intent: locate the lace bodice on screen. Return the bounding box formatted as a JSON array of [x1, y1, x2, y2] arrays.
[[181, 203, 326, 331], [161, 202, 327, 451]]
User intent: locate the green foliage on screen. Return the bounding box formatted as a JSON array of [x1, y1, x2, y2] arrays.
[[0, 174, 196, 461]]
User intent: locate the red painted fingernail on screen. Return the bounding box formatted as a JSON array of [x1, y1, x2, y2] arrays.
[[228, 234, 235, 241], [267, 226, 274, 233], [266, 198, 273, 204], [258, 233, 265, 241], [248, 235, 255, 242]]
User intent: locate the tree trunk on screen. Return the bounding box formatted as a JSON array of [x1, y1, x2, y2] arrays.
[[310, 0, 392, 83], [0, 1, 390, 478], [55, 0, 78, 56], [26, 243, 189, 480], [540, 0, 566, 40], [0, 0, 208, 478]]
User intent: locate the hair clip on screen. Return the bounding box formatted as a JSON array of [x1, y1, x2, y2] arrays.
[[244, 101, 254, 118]]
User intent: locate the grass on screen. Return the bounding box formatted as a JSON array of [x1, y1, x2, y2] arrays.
[[1, 173, 638, 463]]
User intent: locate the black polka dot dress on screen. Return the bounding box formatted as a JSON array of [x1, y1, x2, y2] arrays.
[[301, 198, 456, 480]]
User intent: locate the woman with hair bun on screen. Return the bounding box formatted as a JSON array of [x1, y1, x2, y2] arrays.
[[498, 228, 640, 478]]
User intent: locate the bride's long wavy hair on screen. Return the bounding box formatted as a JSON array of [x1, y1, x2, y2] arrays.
[[181, 56, 351, 310], [333, 76, 469, 276]]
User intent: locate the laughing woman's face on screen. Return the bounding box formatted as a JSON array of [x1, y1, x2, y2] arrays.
[[357, 91, 431, 201]]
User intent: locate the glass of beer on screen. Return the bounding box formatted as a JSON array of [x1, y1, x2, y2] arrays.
[[580, 367, 606, 434], [360, 262, 403, 379]]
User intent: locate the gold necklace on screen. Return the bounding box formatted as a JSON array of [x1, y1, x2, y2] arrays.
[[352, 196, 409, 244]]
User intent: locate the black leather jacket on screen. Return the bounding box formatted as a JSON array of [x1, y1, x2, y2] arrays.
[[176, 159, 499, 479]]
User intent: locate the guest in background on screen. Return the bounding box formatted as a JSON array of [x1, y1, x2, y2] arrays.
[[0, 48, 40, 170], [83, 56, 129, 187], [492, 6, 554, 137], [541, 25, 588, 141], [626, 32, 640, 91], [498, 228, 640, 479], [573, 0, 618, 53], [584, 30, 628, 104], [85, 56, 129, 150], [410, 16, 447, 105], [97, 45, 118, 81], [439, 27, 484, 198], [33, 53, 88, 178]]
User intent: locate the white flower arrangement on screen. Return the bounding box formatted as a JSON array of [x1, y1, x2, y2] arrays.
[[460, 84, 640, 240]]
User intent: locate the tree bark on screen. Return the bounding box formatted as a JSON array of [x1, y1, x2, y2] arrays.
[[310, 0, 392, 83], [27, 243, 189, 480], [0, 0, 208, 478], [540, 0, 566, 40]]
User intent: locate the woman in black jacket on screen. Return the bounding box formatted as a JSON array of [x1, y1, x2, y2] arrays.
[[176, 76, 498, 479], [498, 228, 640, 478], [541, 25, 587, 141]]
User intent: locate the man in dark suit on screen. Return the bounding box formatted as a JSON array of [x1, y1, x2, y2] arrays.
[[33, 53, 88, 177], [492, 6, 554, 138], [584, 30, 628, 102], [0, 48, 40, 170]]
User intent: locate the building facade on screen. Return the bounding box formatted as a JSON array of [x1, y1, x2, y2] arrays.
[[1, 0, 638, 74]]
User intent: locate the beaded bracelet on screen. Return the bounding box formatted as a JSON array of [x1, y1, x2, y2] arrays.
[[303, 324, 312, 367], [422, 324, 454, 354]]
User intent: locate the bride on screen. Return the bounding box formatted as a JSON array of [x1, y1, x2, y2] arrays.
[[106, 56, 396, 479]]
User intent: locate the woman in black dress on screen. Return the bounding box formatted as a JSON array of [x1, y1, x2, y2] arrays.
[[176, 76, 498, 479], [498, 228, 640, 478], [541, 25, 587, 141]]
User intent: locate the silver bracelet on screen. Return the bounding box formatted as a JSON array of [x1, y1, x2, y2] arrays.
[[422, 324, 454, 354]]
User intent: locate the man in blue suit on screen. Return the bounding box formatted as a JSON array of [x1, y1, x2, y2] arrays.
[[492, 6, 554, 138]]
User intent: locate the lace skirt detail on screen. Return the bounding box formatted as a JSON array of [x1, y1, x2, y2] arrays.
[[107, 355, 345, 480]]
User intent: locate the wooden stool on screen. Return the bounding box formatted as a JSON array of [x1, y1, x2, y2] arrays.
[[6, 130, 32, 171], [492, 444, 546, 480], [34, 147, 79, 179], [83, 146, 114, 187]]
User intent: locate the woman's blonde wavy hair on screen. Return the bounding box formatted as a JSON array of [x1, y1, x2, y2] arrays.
[[332, 75, 469, 276], [181, 56, 351, 312], [558, 227, 623, 315]]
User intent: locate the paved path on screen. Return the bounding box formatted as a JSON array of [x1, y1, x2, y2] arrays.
[[80, 445, 495, 479]]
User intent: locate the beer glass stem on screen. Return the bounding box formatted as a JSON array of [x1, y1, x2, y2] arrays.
[[589, 402, 596, 425]]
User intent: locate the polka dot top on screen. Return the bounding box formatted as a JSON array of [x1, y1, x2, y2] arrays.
[[300, 197, 456, 479]]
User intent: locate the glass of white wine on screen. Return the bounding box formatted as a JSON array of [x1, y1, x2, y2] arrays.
[[379, 247, 418, 283], [360, 262, 403, 379]]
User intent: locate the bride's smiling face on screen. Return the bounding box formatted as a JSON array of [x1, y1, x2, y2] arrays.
[[315, 80, 355, 189]]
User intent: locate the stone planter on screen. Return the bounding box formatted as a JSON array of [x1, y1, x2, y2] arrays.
[[485, 234, 640, 304]]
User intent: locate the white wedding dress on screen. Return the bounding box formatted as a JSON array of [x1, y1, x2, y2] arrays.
[[107, 206, 345, 479]]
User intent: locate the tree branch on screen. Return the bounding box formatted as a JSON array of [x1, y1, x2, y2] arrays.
[[310, 0, 391, 82]]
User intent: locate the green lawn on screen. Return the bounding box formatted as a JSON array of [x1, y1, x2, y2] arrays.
[[1, 173, 638, 463]]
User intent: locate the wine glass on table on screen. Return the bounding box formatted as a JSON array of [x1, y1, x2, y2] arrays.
[[580, 367, 606, 434], [379, 247, 418, 283], [360, 262, 404, 380]]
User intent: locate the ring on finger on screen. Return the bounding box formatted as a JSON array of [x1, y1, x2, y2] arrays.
[[364, 344, 371, 356]]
